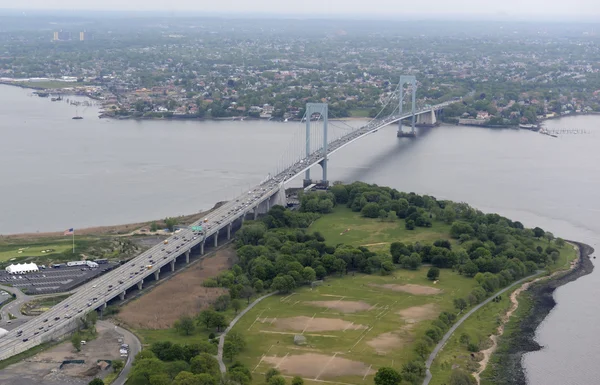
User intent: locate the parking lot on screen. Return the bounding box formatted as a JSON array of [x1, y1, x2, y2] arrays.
[[0, 263, 119, 294]]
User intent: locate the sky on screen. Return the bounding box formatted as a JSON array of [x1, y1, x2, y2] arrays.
[[0, 0, 599, 20]]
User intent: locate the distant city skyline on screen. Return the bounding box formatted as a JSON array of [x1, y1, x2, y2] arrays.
[[0, 0, 599, 21]]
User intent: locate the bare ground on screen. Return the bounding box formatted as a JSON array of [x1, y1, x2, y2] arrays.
[[117, 248, 235, 329], [396, 303, 440, 323], [260, 316, 367, 332], [262, 353, 375, 379], [370, 283, 442, 295], [304, 300, 372, 313], [367, 326, 415, 354], [0, 322, 121, 385]]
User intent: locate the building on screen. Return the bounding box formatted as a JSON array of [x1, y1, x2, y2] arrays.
[[5, 262, 39, 274], [79, 31, 92, 41], [53, 31, 71, 41]]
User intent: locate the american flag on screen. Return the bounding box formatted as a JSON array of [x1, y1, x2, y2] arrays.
[[64, 228, 74, 236]]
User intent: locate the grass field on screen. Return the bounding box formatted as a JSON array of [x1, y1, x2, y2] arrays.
[[349, 109, 371, 118], [231, 271, 478, 385], [13, 81, 84, 89], [0, 241, 73, 262], [310, 207, 452, 253]]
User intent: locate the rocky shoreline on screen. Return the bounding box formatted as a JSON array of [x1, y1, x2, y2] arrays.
[[486, 241, 594, 384]]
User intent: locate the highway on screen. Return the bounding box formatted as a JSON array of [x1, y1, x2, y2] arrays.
[[0, 100, 453, 361]]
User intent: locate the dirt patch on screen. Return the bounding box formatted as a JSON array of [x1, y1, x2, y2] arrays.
[[263, 353, 374, 379], [304, 300, 372, 313], [371, 283, 442, 295], [397, 303, 439, 323], [367, 330, 414, 353], [0, 321, 122, 385], [262, 316, 367, 332], [117, 248, 235, 329]]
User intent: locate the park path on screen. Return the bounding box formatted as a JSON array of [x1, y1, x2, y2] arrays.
[[217, 292, 277, 373], [422, 271, 542, 385]]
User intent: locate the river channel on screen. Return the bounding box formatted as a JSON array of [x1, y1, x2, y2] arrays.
[[1, 84, 599, 383]]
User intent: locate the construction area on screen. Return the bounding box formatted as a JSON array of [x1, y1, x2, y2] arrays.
[[0, 322, 124, 385]]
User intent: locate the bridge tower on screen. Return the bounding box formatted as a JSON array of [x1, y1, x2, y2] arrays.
[[398, 75, 417, 138], [303, 103, 329, 188]]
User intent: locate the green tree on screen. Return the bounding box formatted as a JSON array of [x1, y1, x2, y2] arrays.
[[291, 377, 304, 385], [555, 238, 566, 247], [268, 376, 287, 385], [190, 353, 220, 376], [149, 373, 171, 385], [88, 379, 104, 385], [231, 299, 243, 314], [302, 266, 316, 283], [150, 222, 159, 232], [165, 217, 178, 232], [454, 298, 467, 312], [198, 310, 216, 330], [265, 368, 281, 382], [374, 367, 402, 385], [223, 340, 239, 361], [361, 202, 380, 218], [253, 279, 264, 293], [210, 312, 228, 332], [427, 267, 440, 281], [112, 359, 124, 373], [240, 285, 255, 304], [414, 341, 430, 360], [272, 275, 295, 294], [71, 332, 81, 352], [175, 315, 196, 336]]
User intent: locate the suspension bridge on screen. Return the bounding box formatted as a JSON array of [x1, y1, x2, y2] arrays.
[[0, 76, 456, 361]]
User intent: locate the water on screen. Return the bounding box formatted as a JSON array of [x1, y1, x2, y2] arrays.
[[1, 85, 599, 383]]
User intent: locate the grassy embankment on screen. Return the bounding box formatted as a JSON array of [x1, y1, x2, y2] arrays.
[[349, 109, 372, 118], [228, 206, 474, 385], [428, 242, 577, 385], [12, 81, 87, 89], [21, 294, 72, 315]]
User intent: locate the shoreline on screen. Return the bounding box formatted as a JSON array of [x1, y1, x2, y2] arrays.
[[0, 201, 226, 240], [473, 243, 582, 383], [481, 241, 594, 385]]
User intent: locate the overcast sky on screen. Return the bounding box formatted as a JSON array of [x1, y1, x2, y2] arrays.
[[0, 0, 599, 19]]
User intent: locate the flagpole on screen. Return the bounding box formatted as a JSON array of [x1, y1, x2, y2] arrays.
[[72, 229, 75, 254]]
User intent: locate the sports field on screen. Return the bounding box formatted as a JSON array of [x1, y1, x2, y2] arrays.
[[231, 270, 477, 385]]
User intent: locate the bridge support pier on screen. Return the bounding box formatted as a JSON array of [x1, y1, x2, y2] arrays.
[[102, 302, 107, 310], [319, 159, 329, 187], [154, 270, 160, 280], [170, 260, 175, 272], [214, 231, 219, 247], [398, 75, 417, 135], [120, 291, 125, 301], [227, 223, 232, 240], [137, 281, 143, 291], [253, 206, 258, 220], [185, 249, 190, 263], [200, 240, 205, 255]]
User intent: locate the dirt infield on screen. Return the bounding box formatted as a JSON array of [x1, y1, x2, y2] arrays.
[[396, 303, 439, 323], [261, 316, 367, 332], [304, 300, 372, 313], [367, 328, 414, 353], [370, 283, 442, 295], [117, 248, 235, 329], [262, 353, 374, 379]]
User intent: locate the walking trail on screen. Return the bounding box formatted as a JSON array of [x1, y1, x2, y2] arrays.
[[421, 272, 542, 385], [473, 245, 580, 384], [217, 292, 276, 373]]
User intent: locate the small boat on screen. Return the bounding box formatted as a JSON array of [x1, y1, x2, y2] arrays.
[[72, 116, 83, 120], [51, 96, 63, 102]]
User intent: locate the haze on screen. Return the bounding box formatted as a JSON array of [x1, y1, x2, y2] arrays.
[[1, 0, 600, 20]]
